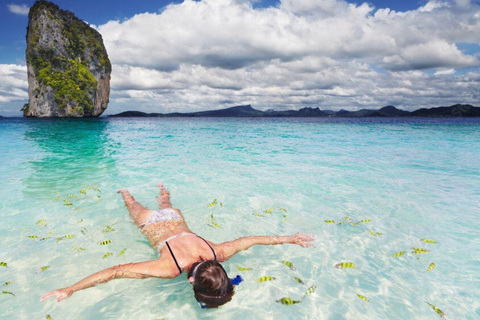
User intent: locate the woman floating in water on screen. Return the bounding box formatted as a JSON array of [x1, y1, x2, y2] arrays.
[[41, 184, 314, 308]]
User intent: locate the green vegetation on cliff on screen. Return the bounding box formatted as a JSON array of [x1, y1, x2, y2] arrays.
[[38, 59, 97, 113]]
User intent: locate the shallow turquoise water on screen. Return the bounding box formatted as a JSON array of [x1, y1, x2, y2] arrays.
[[1, 117, 479, 319]]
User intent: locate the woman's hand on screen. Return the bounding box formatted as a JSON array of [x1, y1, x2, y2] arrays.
[[40, 288, 73, 302], [288, 232, 315, 247]]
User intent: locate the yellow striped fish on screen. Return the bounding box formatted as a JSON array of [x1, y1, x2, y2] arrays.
[[2, 291, 15, 296], [56, 237, 64, 242], [64, 234, 75, 239], [53, 196, 60, 200], [211, 222, 221, 228], [392, 251, 407, 257], [103, 252, 113, 259], [28, 235, 38, 239], [36, 266, 49, 273], [0, 262, 8, 268], [63, 200, 73, 206], [256, 276, 276, 282], [352, 222, 360, 226], [281, 260, 296, 271], [421, 239, 437, 244], [305, 285, 316, 295], [118, 248, 127, 256], [357, 294, 369, 302], [253, 213, 265, 217], [335, 262, 356, 269], [293, 277, 304, 284], [264, 207, 277, 214], [79, 189, 87, 194], [237, 266, 252, 271], [426, 302, 446, 318], [368, 231, 383, 236], [426, 263, 436, 272], [102, 226, 115, 233], [360, 219, 372, 223], [324, 220, 336, 223], [3, 281, 14, 286], [46, 315, 52, 320], [344, 217, 351, 221], [276, 297, 301, 305], [100, 240, 112, 245], [36, 219, 47, 225], [412, 248, 428, 254], [208, 199, 217, 207]]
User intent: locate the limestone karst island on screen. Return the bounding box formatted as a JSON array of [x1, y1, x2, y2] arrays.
[[23, 0, 111, 117]]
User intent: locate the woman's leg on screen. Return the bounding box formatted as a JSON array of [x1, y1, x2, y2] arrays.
[[156, 183, 185, 219], [117, 188, 152, 227]]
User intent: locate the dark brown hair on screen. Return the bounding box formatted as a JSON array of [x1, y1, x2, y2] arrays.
[[188, 260, 235, 308]]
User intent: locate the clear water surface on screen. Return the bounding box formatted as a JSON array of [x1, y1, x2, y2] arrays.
[[0, 117, 479, 319]]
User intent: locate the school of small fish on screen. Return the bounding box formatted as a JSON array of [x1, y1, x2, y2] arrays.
[[5, 186, 133, 302], [8, 192, 448, 316], [321, 216, 445, 315]]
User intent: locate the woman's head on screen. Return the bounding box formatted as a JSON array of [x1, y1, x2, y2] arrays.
[[188, 260, 234, 308]]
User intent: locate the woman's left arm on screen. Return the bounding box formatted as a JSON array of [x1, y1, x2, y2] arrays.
[[216, 232, 314, 261]]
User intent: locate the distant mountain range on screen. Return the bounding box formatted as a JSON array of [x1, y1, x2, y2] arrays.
[[108, 104, 480, 118]]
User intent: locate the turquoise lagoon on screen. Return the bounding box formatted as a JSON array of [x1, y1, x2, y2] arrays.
[[0, 117, 479, 319]]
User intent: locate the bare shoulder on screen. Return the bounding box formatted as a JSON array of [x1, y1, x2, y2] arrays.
[[117, 259, 178, 279], [211, 241, 235, 262]]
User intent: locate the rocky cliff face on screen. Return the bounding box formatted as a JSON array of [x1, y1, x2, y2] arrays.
[[23, 0, 111, 117]]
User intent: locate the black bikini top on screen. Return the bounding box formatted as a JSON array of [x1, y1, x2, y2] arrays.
[[165, 235, 216, 275]]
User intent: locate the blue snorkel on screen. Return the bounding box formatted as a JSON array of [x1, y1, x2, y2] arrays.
[[230, 275, 243, 285]]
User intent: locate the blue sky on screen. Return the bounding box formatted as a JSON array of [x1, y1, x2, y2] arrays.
[[0, 0, 479, 116]]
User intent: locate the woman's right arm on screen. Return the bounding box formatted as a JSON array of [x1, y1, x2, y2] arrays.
[[40, 260, 172, 302]]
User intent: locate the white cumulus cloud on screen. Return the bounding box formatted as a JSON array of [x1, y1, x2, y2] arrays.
[[2, 0, 480, 116], [7, 4, 29, 15]]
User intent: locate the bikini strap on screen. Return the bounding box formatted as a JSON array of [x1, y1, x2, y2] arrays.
[[165, 241, 182, 275], [197, 236, 217, 261]]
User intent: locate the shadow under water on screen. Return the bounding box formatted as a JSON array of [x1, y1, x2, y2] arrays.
[[22, 118, 120, 200]]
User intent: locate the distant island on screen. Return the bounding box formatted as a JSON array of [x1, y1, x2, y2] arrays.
[[108, 104, 480, 118]]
